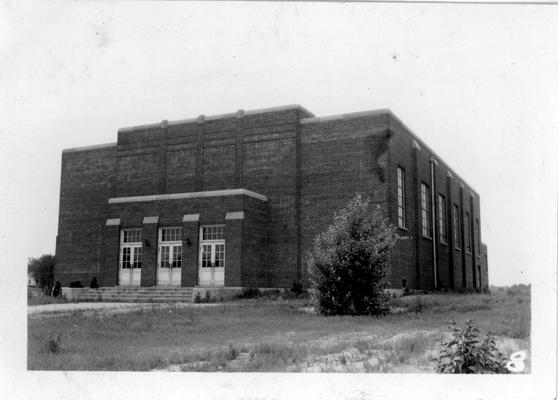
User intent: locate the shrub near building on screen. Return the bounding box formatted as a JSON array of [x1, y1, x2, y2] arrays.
[[306, 194, 398, 315]]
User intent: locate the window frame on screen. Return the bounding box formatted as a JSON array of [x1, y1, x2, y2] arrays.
[[397, 166, 407, 229], [465, 211, 472, 254], [159, 226, 183, 243], [122, 228, 142, 244], [475, 218, 481, 257], [201, 225, 225, 242], [120, 228, 143, 270], [158, 227, 183, 271], [420, 182, 432, 239]]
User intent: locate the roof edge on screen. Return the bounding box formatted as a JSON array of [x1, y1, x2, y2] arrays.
[[300, 108, 391, 125], [108, 188, 268, 204], [62, 142, 117, 154], [118, 104, 315, 133], [386, 111, 479, 196]]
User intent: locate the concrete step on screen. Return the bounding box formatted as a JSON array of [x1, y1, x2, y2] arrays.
[[76, 291, 194, 296], [85, 287, 193, 293], [70, 287, 194, 303], [76, 290, 193, 295], [81, 291, 193, 296], [76, 298, 193, 304], [79, 294, 193, 298], [77, 298, 191, 303], [77, 297, 192, 303]]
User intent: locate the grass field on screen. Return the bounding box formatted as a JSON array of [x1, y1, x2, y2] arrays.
[[28, 294, 69, 306], [27, 284, 530, 372]]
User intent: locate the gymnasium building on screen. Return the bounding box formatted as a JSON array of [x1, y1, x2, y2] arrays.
[[55, 105, 488, 296]]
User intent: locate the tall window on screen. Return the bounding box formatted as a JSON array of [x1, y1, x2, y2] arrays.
[[465, 211, 472, 253], [475, 218, 480, 256], [397, 167, 406, 228], [120, 228, 142, 270], [159, 227, 183, 269], [438, 194, 447, 244], [421, 183, 432, 238], [453, 204, 461, 249]]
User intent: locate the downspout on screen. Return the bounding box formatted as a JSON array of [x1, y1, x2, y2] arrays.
[[430, 157, 438, 289]]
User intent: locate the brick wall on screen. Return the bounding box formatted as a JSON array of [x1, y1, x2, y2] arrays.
[[387, 113, 486, 290], [299, 112, 390, 285], [55, 145, 116, 286], [241, 197, 270, 287]]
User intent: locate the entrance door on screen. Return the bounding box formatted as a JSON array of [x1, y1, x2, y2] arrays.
[[119, 229, 142, 286], [157, 227, 182, 286], [199, 225, 225, 286]]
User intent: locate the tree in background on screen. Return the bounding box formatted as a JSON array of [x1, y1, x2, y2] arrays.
[[28, 254, 55, 295], [306, 194, 398, 315]]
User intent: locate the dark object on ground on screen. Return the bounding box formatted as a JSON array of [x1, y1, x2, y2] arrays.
[[52, 281, 62, 297], [194, 292, 202, 303], [69, 281, 83, 288], [237, 288, 261, 299], [89, 277, 99, 289], [290, 281, 304, 296], [194, 291, 215, 303]]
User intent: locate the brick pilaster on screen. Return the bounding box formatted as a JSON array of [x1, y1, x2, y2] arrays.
[[459, 183, 467, 288], [182, 214, 200, 287], [140, 217, 158, 287], [412, 140, 421, 289], [195, 115, 205, 191], [235, 110, 245, 188], [446, 172, 455, 290], [469, 194, 478, 290], [225, 214, 243, 287], [158, 120, 168, 194], [294, 110, 302, 282], [100, 221, 120, 287]]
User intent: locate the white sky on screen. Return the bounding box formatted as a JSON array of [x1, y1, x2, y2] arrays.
[[0, 3, 558, 285], [2, 1, 556, 287], [0, 2, 557, 398]]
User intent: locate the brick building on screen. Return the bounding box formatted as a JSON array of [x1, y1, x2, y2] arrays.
[[55, 105, 488, 292]]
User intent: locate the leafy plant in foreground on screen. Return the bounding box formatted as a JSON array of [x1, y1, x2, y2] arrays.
[[45, 334, 62, 354], [436, 319, 508, 374]]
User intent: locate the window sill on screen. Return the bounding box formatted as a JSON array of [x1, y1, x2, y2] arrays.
[[455, 247, 461, 252], [422, 235, 432, 241], [440, 241, 448, 246], [398, 226, 408, 232]]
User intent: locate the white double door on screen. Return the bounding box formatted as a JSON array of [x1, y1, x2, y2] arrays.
[[119, 245, 142, 286], [199, 242, 225, 286], [157, 243, 182, 286]]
